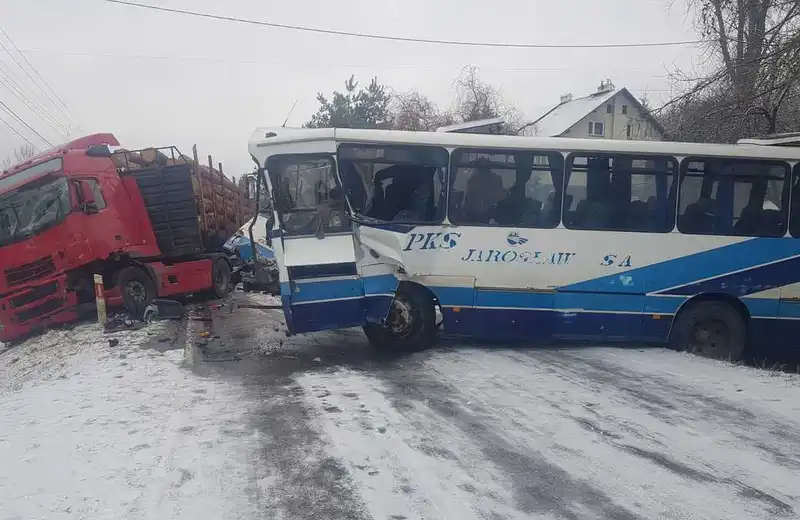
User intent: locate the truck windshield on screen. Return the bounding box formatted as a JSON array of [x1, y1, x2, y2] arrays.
[[0, 175, 72, 247]]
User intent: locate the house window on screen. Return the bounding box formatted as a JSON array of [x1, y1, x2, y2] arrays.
[[622, 105, 628, 114], [588, 121, 605, 136], [626, 124, 632, 139], [606, 104, 613, 114]]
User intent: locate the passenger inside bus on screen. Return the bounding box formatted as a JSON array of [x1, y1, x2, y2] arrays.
[[564, 155, 677, 232], [358, 164, 439, 222], [678, 160, 787, 237], [463, 159, 507, 223], [491, 153, 546, 227]]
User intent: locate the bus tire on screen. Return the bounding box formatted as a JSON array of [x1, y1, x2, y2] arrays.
[[670, 300, 747, 361], [363, 285, 436, 352], [211, 259, 232, 299], [117, 266, 156, 319]]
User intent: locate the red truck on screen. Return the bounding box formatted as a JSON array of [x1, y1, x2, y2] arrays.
[[0, 133, 251, 343]]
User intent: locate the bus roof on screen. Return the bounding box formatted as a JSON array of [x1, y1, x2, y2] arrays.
[[248, 127, 800, 162]]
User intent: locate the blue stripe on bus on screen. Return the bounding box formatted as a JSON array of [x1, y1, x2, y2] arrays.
[[281, 278, 362, 303], [561, 237, 800, 294], [659, 254, 800, 296], [362, 274, 400, 296], [281, 274, 398, 304], [431, 287, 686, 314]]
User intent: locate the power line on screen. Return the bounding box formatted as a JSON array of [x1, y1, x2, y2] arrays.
[[0, 41, 70, 141], [0, 111, 38, 150], [16, 48, 674, 81], [0, 26, 75, 130], [104, 0, 706, 50], [0, 100, 53, 147], [0, 66, 71, 136]]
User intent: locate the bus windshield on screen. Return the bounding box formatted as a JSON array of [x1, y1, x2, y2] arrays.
[[267, 155, 350, 237], [0, 175, 72, 247]]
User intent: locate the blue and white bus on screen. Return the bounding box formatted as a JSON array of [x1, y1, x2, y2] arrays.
[[248, 127, 800, 360]]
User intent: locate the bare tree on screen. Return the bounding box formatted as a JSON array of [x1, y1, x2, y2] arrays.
[[2, 144, 37, 170], [450, 66, 525, 133], [659, 0, 800, 141], [392, 90, 455, 131]]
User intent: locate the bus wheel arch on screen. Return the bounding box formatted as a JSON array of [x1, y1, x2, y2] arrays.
[[668, 293, 749, 361], [364, 281, 437, 351]]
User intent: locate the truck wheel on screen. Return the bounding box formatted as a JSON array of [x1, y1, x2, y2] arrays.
[[363, 285, 436, 352], [211, 259, 231, 298], [670, 300, 747, 361], [117, 267, 155, 319]]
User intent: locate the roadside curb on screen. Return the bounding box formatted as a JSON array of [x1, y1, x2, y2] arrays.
[[183, 313, 199, 369], [183, 304, 212, 370]]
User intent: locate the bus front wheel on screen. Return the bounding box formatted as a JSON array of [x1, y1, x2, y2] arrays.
[[670, 300, 747, 361], [364, 286, 436, 351]]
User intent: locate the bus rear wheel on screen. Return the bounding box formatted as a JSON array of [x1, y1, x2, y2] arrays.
[[363, 285, 436, 351], [670, 300, 747, 361]]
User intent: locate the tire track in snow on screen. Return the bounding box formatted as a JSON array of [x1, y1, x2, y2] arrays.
[[296, 367, 532, 520], [204, 302, 372, 520], [342, 355, 645, 520], [419, 346, 797, 519], [524, 347, 800, 474]]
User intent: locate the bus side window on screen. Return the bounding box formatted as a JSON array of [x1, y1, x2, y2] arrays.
[[337, 144, 448, 224], [448, 148, 564, 228], [564, 153, 676, 233], [678, 158, 788, 238]]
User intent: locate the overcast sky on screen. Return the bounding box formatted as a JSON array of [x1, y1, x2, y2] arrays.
[[0, 0, 704, 175]]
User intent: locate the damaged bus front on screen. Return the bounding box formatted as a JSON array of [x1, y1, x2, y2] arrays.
[[248, 127, 441, 349]]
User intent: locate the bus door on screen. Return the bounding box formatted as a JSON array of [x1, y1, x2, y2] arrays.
[[258, 152, 393, 334]]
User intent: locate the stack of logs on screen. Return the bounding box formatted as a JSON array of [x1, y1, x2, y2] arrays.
[[111, 145, 256, 237]]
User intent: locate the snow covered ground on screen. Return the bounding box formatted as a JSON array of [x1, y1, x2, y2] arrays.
[[296, 348, 800, 519], [2, 296, 800, 520], [0, 321, 272, 520]]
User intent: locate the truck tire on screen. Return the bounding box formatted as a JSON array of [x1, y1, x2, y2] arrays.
[[211, 259, 232, 299], [117, 267, 156, 319], [670, 300, 747, 361], [363, 285, 436, 352]]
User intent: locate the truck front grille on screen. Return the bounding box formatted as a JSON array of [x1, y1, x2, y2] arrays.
[[15, 298, 64, 322], [10, 281, 60, 309], [5, 256, 56, 286]]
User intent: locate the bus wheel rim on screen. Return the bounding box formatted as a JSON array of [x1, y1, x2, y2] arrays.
[[691, 319, 729, 355], [387, 296, 413, 336]]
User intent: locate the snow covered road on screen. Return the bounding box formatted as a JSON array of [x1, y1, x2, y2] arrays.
[[203, 295, 800, 520], [2, 294, 800, 520]]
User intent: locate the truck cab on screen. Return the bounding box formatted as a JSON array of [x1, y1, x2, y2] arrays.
[[0, 134, 245, 343]]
